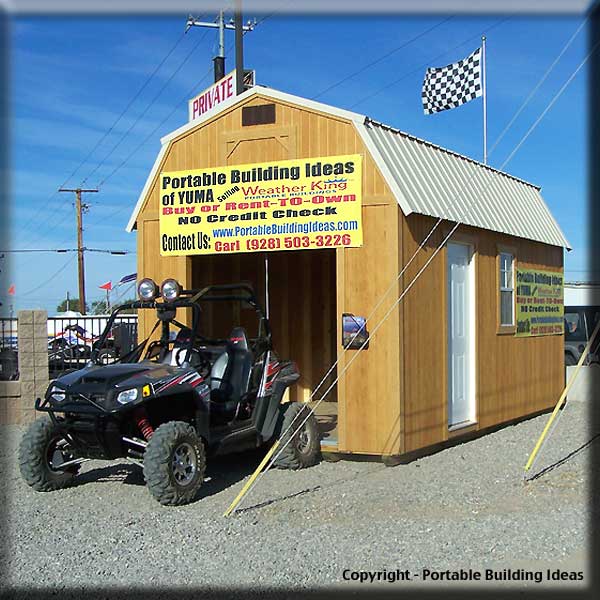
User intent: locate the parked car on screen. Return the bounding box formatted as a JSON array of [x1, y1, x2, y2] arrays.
[[564, 306, 600, 366]]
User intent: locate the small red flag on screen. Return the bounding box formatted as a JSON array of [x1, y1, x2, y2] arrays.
[[99, 281, 112, 291], [8, 284, 15, 296]]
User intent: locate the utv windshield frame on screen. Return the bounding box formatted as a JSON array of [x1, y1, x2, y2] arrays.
[[91, 283, 272, 366]]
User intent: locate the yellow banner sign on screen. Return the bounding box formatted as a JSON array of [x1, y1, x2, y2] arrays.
[[515, 268, 564, 337], [159, 155, 363, 256]]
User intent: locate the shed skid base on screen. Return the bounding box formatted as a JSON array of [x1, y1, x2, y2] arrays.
[[382, 455, 403, 467]]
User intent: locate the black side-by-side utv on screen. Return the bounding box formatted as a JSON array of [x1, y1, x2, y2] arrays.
[[18, 280, 320, 506]]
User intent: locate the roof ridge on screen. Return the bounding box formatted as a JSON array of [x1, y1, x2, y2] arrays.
[[364, 117, 541, 191]]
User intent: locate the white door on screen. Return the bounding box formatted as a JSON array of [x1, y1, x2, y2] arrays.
[[447, 243, 475, 427]]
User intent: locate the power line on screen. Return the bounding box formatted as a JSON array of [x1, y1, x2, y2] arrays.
[[65, 29, 191, 189], [85, 42, 233, 228], [16, 25, 202, 250], [312, 16, 454, 100], [20, 55, 214, 254], [19, 255, 77, 298], [349, 16, 511, 109], [245, 0, 295, 33], [82, 27, 214, 188], [95, 59, 221, 190], [58, 187, 98, 315], [488, 16, 588, 157]]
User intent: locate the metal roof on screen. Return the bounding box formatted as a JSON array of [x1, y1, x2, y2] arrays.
[[361, 118, 570, 249]]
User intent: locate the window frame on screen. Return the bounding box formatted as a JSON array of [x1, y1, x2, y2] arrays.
[[496, 245, 517, 335]]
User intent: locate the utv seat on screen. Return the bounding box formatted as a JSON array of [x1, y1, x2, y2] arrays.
[[210, 327, 254, 409], [161, 328, 202, 369]]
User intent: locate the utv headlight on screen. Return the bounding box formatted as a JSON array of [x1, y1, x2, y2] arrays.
[[161, 278, 181, 302], [116, 388, 139, 405], [48, 385, 66, 403], [138, 278, 158, 301]]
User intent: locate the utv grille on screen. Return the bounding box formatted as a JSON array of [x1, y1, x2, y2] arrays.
[[67, 393, 106, 409]]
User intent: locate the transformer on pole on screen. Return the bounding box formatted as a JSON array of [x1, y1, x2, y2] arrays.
[[185, 8, 255, 84]]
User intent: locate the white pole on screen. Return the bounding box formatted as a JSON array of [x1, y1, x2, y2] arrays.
[[218, 9, 225, 58], [482, 35, 488, 165]]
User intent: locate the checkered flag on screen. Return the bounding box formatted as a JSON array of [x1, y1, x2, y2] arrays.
[[422, 47, 482, 115]]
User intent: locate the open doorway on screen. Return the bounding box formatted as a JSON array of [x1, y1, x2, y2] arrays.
[[191, 249, 338, 446]]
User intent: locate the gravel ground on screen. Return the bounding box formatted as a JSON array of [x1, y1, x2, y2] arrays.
[[0, 401, 595, 595]]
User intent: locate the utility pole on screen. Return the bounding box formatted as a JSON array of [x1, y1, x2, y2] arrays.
[[185, 8, 255, 83], [58, 188, 98, 315], [235, 0, 244, 95], [215, 9, 225, 82]]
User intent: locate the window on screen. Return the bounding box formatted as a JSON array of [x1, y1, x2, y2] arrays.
[[565, 310, 586, 342], [499, 252, 514, 326], [242, 104, 276, 126]]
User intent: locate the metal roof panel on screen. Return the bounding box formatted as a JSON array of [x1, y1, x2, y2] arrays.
[[359, 119, 570, 249]]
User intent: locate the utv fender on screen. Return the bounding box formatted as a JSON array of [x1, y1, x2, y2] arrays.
[[257, 379, 294, 442], [195, 410, 210, 443]]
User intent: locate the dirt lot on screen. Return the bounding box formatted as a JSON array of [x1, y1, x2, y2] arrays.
[[0, 401, 595, 595]]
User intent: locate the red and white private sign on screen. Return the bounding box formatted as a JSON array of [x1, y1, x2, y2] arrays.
[[188, 70, 254, 121]]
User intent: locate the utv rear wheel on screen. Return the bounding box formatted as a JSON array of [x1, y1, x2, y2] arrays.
[[143, 421, 205, 506], [18, 417, 80, 491], [274, 402, 320, 469]]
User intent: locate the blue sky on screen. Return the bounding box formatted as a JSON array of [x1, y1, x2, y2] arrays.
[[2, 12, 590, 315]]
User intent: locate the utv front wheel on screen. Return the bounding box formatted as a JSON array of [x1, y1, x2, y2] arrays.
[[143, 421, 206, 506], [18, 417, 80, 491], [274, 402, 320, 469]]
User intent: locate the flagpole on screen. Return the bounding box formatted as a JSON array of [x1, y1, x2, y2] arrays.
[[482, 35, 488, 164]]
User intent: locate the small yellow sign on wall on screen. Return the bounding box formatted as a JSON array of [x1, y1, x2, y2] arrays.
[[159, 154, 363, 256], [515, 268, 564, 337]]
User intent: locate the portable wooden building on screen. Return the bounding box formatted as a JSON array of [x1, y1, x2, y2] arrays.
[[127, 86, 569, 459]]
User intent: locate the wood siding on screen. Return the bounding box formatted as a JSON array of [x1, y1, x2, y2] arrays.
[[338, 202, 401, 455], [401, 214, 564, 453]]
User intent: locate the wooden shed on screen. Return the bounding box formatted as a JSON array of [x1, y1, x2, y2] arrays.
[[127, 86, 569, 459]]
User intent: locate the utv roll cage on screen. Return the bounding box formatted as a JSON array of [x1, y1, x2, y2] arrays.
[[90, 283, 272, 366]]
